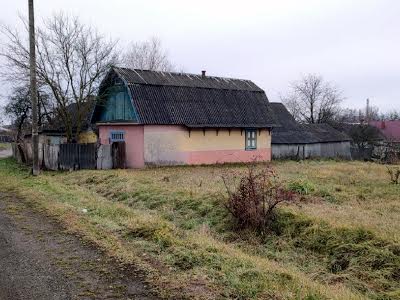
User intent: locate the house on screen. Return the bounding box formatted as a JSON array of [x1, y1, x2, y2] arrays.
[[91, 67, 277, 168], [369, 120, 400, 161], [369, 120, 400, 143], [0, 126, 14, 143], [269, 103, 352, 159], [24, 100, 97, 145]]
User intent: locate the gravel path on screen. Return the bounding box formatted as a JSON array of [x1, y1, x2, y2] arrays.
[[0, 193, 159, 300]]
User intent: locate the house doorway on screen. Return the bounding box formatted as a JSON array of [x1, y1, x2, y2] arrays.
[[111, 141, 126, 169], [109, 130, 126, 169]]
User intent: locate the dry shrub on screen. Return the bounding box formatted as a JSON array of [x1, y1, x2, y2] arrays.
[[222, 164, 296, 233], [387, 167, 400, 184]]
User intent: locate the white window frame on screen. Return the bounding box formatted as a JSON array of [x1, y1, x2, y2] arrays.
[[245, 129, 257, 150], [109, 130, 125, 142]]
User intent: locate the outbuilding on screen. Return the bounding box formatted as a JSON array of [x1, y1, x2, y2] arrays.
[[270, 102, 352, 159]]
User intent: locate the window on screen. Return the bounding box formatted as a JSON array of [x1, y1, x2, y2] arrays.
[[245, 129, 257, 150], [110, 130, 125, 142]]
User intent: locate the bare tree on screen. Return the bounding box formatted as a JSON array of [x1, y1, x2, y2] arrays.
[[366, 105, 380, 121], [4, 85, 52, 142], [334, 108, 361, 124], [121, 37, 175, 71], [380, 110, 400, 121], [281, 74, 343, 124], [349, 124, 382, 152], [1, 13, 118, 142], [335, 106, 380, 124]]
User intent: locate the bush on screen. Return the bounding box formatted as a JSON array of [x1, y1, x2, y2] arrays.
[[287, 180, 315, 195], [387, 166, 400, 184], [222, 164, 296, 233]]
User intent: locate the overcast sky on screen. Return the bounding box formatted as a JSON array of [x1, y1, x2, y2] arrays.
[[1, 0, 399, 114]]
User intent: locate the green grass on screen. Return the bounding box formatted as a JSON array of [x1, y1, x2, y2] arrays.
[[0, 158, 399, 299]]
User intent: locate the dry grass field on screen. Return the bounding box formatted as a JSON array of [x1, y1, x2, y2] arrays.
[[0, 158, 399, 299]]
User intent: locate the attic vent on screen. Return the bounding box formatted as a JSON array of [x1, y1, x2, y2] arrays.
[[110, 130, 125, 142], [115, 78, 124, 86]]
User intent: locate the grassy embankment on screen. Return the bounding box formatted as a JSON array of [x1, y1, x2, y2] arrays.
[[0, 158, 399, 299]]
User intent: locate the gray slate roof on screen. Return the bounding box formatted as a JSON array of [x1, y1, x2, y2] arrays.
[[105, 67, 277, 128], [115, 67, 263, 92], [270, 102, 351, 144], [43, 99, 96, 133]]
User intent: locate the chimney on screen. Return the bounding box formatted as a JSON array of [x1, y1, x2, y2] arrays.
[[201, 70, 206, 78]]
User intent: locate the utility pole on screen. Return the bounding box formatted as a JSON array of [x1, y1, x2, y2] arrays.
[[28, 0, 39, 175]]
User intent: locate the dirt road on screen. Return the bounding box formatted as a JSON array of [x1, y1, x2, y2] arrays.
[[0, 193, 159, 300], [0, 148, 12, 158]]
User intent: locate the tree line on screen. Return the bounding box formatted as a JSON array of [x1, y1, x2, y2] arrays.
[[280, 73, 399, 125]]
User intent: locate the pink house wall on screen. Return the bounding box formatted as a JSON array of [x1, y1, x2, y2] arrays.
[[369, 120, 400, 142], [98, 124, 272, 168], [143, 125, 271, 166], [187, 149, 271, 165], [98, 124, 144, 168]]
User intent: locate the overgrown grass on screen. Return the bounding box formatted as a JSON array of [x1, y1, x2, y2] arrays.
[[1, 158, 399, 299]]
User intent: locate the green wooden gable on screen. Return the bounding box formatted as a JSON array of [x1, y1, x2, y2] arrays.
[[98, 85, 138, 122]]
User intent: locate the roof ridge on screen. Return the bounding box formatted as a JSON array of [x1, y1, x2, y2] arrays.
[[114, 66, 257, 85], [125, 82, 265, 93]]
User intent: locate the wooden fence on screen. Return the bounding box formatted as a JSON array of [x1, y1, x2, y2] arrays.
[[0, 135, 13, 143], [59, 143, 97, 170], [12, 143, 115, 170]]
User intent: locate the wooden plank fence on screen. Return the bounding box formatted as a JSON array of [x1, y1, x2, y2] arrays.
[[59, 143, 97, 170], [79, 144, 97, 169], [0, 135, 13, 143], [13, 143, 116, 170]]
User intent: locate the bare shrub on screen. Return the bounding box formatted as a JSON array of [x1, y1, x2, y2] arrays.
[[222, 164, 296, 233], [387, 167, 400, 184]]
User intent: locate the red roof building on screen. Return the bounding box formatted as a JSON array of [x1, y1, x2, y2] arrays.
[[369, 120, 400, 142]]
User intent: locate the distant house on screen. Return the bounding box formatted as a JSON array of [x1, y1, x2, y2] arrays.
[[369, 120, 400, 143], [270, 103, 352, 159], [24, 100, 97, 145], [369, 120, 400, 161], [91, 67, 277, 168], [0, 126, 14, 143]]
